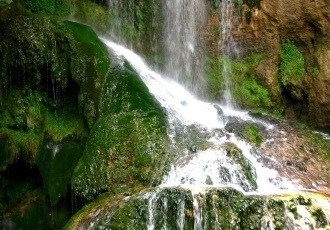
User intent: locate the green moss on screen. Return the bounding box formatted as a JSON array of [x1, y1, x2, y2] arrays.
[[37, 138, 85, 205], [267, 199, 286, 230], [0, 13, 115, 228], [0, 17, 111, 128], [0, 88, 88, 169], [242, 124, 263, 146], [223, 143, 257, 191], [25, 0, 70, 16], [279, 40, 306, 87], [65, 20, 111, 127], [207, 54, 272, 111], [311, 208, 328, 228], [106, 196, 149, 230], [65, 188, 330, 229], [287, 198, 299, 219], [72, 65, 169, 200], [72, 0, 111, 32], [44, 105, 88, 142]]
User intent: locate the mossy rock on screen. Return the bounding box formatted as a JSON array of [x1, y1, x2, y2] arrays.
[[0, 15, 111, 166], [222, 142, 257, 191], [0, 16, 110, 128], [72, 64, 170, 200], [24, 0, 70, 16], [0, 15, 112, 220], [67, 188, 329, 230], [36, 137, 86, 205]]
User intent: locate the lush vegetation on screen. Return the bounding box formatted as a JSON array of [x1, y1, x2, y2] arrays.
[[207, 54, 272, 111], [25, 0, 70, 16], [72, 64, 170, 200], [279, 40, 306, 87], [0, 13, 111, 229], [242, 124, 263, 146]]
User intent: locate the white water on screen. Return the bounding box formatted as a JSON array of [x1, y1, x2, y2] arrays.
[[163, 0, 206, 96], [101, 37, 301, 196], [96, 37, 330, 230], [219, 0, 240, 108]]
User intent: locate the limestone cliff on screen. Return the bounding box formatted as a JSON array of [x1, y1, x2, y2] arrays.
[[233, 0, 330, 131]]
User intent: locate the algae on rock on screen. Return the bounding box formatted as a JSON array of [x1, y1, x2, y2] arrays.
[[72, 63, 170, 200], [0, 14, 112, 229], [65, 187, 330, 229]]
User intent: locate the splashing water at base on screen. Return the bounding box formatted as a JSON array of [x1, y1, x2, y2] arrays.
[[102, 37, 302, 195], [71, 37, 330, 230]]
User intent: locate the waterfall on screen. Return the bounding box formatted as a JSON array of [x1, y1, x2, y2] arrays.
[[98, 37, 330, 229], [219, 0, 240, 108], [163, 0, 206, 97], [102, 38, 299, 194], [86, 2, 330, 229], [107, 0, 136, 47]]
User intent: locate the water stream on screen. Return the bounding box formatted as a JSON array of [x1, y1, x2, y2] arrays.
[[163, 0, 206, 97], [102, 38, 300, 194], [219, 0, 240, 108], [91, 2, 330, 229], [98, 38, 329, 229]]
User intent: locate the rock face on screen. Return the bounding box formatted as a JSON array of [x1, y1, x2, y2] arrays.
[[237, 0, 330, 130], [64, 187, 330, 230]]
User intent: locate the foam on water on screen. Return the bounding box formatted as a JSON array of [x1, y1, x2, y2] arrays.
[[101, 37, 301, 195]]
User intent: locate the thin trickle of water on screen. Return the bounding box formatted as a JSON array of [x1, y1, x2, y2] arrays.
[[177, 198, 185, 230], [163, 0, 206, 97], [107, 0, 135, 47], [193, 194, 203, 230], [147, 192, 157, 230], [219, 0, 240, 108]]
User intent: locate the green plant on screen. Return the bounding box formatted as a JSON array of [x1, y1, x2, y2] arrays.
[[25, 0, 70, 16], [279, 40, 306, 86], [206, 54, 272, 111], [242, 124, 263, 146]]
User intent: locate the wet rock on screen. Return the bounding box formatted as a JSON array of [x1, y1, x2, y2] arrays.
[[205, 175, 213, 185], [213, 104, 224, 116], [222, 142, 257, 191]]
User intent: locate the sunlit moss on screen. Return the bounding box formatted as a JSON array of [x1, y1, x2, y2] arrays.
[[279, 40, 306, 87], [25, 0, 70, 16], [72, 64, 169, 200], [242, 124, 263, 146], [44, 107, 88, 142], [206, 54, 272, 111]]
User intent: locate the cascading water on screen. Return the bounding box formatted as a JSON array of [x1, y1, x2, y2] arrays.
[[163, 0, 206, 97], [102, 38, 299, 193], [107, 0, 136, 47], [75, 2, 330, 229], [99, 38, 330, 229], [219, 0, 240, 108]]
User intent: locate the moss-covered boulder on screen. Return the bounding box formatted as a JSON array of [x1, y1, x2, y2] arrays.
[[72, 63, 170, 200], [0, 14, 112, 228], [65, 187, 330, 229]]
